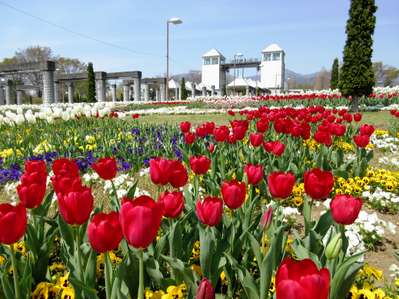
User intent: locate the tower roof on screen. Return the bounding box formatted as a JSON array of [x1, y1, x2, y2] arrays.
[[202, 48, 225, 58], [262, 43, 283, 52]]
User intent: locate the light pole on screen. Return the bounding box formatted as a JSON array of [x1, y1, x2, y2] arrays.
[[233, 53, 243, 96], [166, 17, 183, 101]]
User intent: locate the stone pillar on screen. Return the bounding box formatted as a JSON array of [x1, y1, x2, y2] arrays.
[[0, 87, 5, 105], [246, 85, 250, 96], [191, 83, 196, 99], [67, 82, 74, 104], [16, 90, 23, 105], [211, 85, 216, 96], [123, 84, 129, 102], [160, 83, 166, 101], [155, 88, 160, 101], [220, 83, 226, 96], [5, 80, 13, 105], [95, 72, 107, 102], [133, 77, 141, 101], [54, 81, 60, 103], [202, 86, 207, 97], [143, 84, 149, 101], [41, 61, 56, 104], [175, 87, 180, 100], [111, 84, 117, 102]]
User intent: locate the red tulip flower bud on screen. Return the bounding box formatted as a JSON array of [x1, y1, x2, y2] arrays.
[[304, 168, 334, 200], [267, 172, 296, 199], [260, 207, 273, 230], [88, 211, 123, 253], [92, 157, 118, 180], [330, 195, 362, 225], [221, 180, 246, 209], [150, 158, 172, 185], [359, 124, 375, 136], [52, 158, 80, 177], [314, 130, 332, 147], [180, 121, 191, 133], [169, 160, 188, 188], [249, 133, 264, 147], [244, 164, 264, 185], [120, 195, 164, 249], [263, 141, 285, 156], [276, 258, 330, 299], [58, 187, 94, 225], [0, 203, 27, 245], [209, 143, 215, 153], [17, 182, 46, 209], [353, 113, 362, 122], [158, 191, 185, 218], [196, 278, 215, 299], [196, 196, 223, 227], [353, 134, 370, 148], [24, 160, 47, 175], [190, 156, 211, 175], [213, 126, 230, 142], [184, 132, 196, 145]]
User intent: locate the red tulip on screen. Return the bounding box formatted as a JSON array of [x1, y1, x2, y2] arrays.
[[58, 187, 94, 225], [267, 172, 296, 199], [232, 125, 247, 140], [150, 158, 172, 185], [260, 207, 273, 230], [158, 191, 185, 218], [184, 132, 196, 145], [331, 124, 346, 137], [196, 126, 207, 138], [169, 160, 188, 188], [213, 126, 229, 142], [52, 158, 80, 177], [24, 160, 47, 178], [330, 195, 362, 225], [221, 180, 246, 209], [52, 175, 84, 196], [353, 113, 362, 122], [196, 278, 215, 299], [17, 182, 46, 209], [0, 203, 27, 245], [263, 141, 285, 156], [249, 133, 264, 147], [359, 124, 374, 136], [92, 157, 118, 180], [304, 168, 334, 200], [196, 196, 223, 226], [132, 113, 140, 119], [209, 143, 215, 153], [180, 121, 191, 133], [20, 167, 47, 186], [276, 258, 330, 299], [88, 211, 123, 253], [120, 195, 164, 248], [314, 130, 332, 147], [256, 119, 269, 133], [354, 134, 369, 148], [190, 156, 211, 175], [244, 164, 263, 185]]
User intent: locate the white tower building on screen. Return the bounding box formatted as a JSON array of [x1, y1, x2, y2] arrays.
[[260, 44, 285, 92], [201, 49, 226, 91]]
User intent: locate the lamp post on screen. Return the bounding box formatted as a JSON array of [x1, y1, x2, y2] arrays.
[[166, 17, 183, 101], [233, 53, 243, 96]]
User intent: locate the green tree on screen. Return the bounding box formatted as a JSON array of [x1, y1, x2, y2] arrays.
[[339, 0, 377, 112], [330, 58, 339, 90], [180, 77, 188, 100], [87, 62, 96, 102]]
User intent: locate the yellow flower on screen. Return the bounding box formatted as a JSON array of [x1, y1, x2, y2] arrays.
[[0, 255, 5, 266], [145, 289, 165, 299], [191, 241, 200, 260], [56, 272, 71, 288], [49, 262, 66, 274], [12, 241, 28, 256], [220, 271, 227, 285], [33, 140, 52, 155], [60, 286, 75, 299], [269, 276, 276, 293], [191, 264, 202, 276], [292, 196, 303, 207], [32, 282, 60, 299], [85, 135, 96, 144]]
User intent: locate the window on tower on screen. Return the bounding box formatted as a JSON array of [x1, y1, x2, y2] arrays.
[[263, 53, 272, 61], [211, 57, 219, 64], [204, 58, 211, 65], [273, 52, 281, 61]]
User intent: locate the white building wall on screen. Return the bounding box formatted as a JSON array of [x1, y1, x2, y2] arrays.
[[201, 63, 222, 90], [260, 54, 285, 90]]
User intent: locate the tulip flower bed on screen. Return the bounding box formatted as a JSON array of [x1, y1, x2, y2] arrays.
[[0, 106, 399, 299]]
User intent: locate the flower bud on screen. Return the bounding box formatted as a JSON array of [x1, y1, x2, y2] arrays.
[[325, 233, 342, 260], [260, 207, 273, 230]]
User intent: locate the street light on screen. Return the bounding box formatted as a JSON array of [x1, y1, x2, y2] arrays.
[[233, 53, 243, 96], [166, 17, 183, 101]]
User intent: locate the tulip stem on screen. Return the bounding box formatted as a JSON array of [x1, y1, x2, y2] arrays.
[[75, 227, 83, 282], [104, 251, 112, 299], [303, 196, 313, 236], [169, 219, 177, 281], [111, 180, 119, 209], [10, 244, 21, 299], [138, 250, 144, 299]]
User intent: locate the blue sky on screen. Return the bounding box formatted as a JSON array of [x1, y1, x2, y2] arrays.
[[0, 0, 398, 77]]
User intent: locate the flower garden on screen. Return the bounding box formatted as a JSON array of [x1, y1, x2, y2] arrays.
[[1, 93, 399, 299]]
